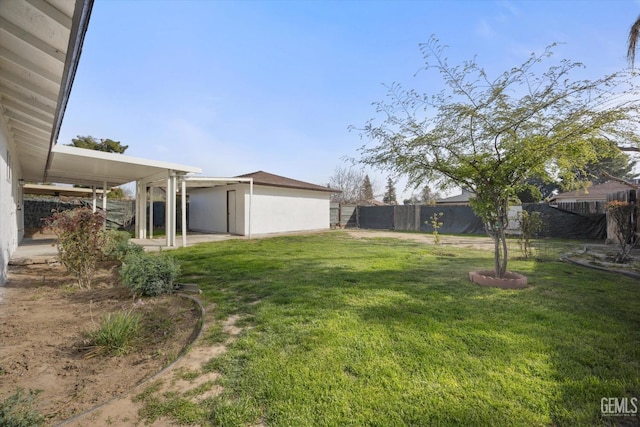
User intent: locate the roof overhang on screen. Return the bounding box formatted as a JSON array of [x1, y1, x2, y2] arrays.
[[182, 176, 253, 189], [23, 182, 106, 197], [47, 144, 202, 187], [1, 3, 204, 193], [0, 0, 94, 183]]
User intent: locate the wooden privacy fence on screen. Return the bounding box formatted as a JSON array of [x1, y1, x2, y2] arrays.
[[23, 198, 188, 233], [330, 204, 357, 228], [552, 201, 606, 216]]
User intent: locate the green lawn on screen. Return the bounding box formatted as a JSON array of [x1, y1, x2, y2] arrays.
[[148, 232, 639, 426]]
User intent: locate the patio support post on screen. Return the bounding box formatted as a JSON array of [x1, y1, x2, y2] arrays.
[[91, 186, 96, 213], [249, 178, 253, 239], [166, 172, 176, 247], [102, 180, 107, 230], [181, 177, 187, 247], [135, 181, 140, 238], [135, 180, 147, 239], [165, 175, 171, 247], [149, 186, 154, 239]]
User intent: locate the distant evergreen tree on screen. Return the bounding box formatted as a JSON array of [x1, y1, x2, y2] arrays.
[[383, 177, 397, 204], [361, 175, 374, 201]]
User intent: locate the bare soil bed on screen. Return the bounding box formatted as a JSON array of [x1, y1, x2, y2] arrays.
[[345, 229, 497, 250], [0, 262, 201, 426]]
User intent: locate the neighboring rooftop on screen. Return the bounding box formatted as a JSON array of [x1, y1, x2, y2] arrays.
[[236, 171, 336, 193], [436, 189, 474, 205], [549, 181, 637, 203]]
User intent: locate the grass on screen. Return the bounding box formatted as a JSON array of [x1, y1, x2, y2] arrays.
[[0, 388, 44, 427], [86, 310, 142, 357], [143, 231, 639, 426]]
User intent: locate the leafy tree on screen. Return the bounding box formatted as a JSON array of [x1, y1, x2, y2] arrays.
[[528, 145, 638, 197], [107, 187, 128, 199], [69, 136, 128, 154], [383, 177, 397, 205], [516, 182, 544, 203], [574, 148, 637, 184], [356, 37, 640, 278], [625, 16, 640, 155]]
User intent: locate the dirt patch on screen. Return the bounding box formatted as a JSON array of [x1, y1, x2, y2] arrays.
[[344, 229, 497, 250], [561, 243, 640, 278], [64, 309, 243, 427], [0, 262, 201, 426]]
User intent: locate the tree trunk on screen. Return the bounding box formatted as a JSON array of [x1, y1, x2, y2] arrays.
[[492, 198, 510, 278], [499, 228, 508, 277], [493, 233, 500, 277]]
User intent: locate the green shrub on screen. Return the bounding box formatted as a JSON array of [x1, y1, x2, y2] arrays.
[[86, 310, 142, 357], [121, 252, 181, 297], [517, 210, 543, 259], [428, 212, 444, 244], [605, 200, 639, 263], [102, 230, 144, 262], [0, 388, 44, 427], [45, 207, 105, 288]]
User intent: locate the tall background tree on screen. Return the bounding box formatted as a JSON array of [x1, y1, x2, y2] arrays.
[[522, 148, 637, 202], [361, 175, 375, 202], [69, 136, 128, 154], [403, 185, 439, 205], [328, 167, 381, 204], [67, 136, 131, 198], [357, 37, 640, 278], [628, 15, 640, 68], [573, 148, 637, 184], [383, 177, 397, 205]]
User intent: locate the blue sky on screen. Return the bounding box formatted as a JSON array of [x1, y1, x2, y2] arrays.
[[58, 0, 639, 199]]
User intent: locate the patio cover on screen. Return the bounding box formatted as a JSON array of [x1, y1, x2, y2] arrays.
[[46, 144, 201, 187], [1, 0, 202, 249], [47, 144, 202, 247]]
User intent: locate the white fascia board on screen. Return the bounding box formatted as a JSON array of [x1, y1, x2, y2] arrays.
[[51, 144, 202, 174], [184, 176, 253, 188]]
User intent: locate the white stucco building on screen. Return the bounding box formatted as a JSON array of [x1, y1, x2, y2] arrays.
[[189, 171, 335, 236]]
